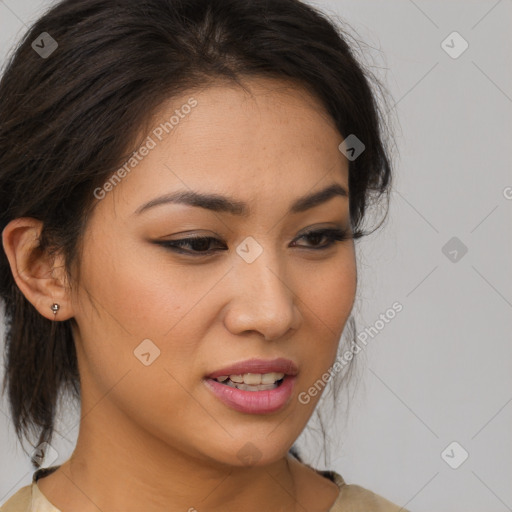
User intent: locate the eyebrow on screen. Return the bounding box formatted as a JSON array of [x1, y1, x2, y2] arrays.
[[133, 182, 348, 217]]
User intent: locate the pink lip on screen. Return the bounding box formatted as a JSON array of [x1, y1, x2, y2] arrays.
[[204, 375, 297, 414], [204, 358, 299, 414], [205, 357, 299, 379]]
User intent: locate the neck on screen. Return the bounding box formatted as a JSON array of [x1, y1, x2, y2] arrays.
[[39, 398, 302, 512]]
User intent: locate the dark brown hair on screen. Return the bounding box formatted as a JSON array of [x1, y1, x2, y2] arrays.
[[0, 0, 395, 468]]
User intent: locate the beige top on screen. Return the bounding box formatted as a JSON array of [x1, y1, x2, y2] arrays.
[[1, 465, 408, 511]]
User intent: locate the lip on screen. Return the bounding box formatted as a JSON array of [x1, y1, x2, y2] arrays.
[[204, 357, 299, 414], [205, 357, 299, 379], [204, 374, 297, 414]]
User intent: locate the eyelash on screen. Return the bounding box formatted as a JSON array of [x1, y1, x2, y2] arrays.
[[154, 228, 350, 257]]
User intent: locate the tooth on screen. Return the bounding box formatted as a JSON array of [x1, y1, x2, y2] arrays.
[[222, 379, 280, 391], [216, 376, 229, 382], [261, 372, 284, 384], [226, 372, 286, 385], [243, 373, 262, 385], [236, 382, 277, 391]]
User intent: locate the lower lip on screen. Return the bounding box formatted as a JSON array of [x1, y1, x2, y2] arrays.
[[204, 375, 296, 414]]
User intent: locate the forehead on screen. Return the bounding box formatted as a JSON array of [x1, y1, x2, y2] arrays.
[[165, 76, 340, 152], [99, 77, 349, 217]]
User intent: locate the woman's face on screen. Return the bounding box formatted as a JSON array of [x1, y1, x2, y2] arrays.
[[70, 77, 357, 467]]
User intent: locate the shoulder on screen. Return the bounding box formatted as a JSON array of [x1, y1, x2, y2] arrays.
[[0, 484, 32, 512], [288, 449, 408, 512], [324, 470, 409, 512], [1, 466, 61, 512]]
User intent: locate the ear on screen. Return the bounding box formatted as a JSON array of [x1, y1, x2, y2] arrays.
[[2, 217, 75, 321]]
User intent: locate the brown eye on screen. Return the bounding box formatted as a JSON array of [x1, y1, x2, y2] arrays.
[[291, 228, 349, 249], [155, 236, 227, 256]]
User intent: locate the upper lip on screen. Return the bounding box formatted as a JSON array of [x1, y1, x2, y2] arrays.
[[206, 358, 299, 379]]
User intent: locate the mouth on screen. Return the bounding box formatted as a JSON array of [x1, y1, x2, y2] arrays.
[[203, 358, 298, 414], [211, 373, 286, 392]]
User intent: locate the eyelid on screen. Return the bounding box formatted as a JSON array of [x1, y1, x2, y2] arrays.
[[152, 225, 350, 256], [295, 222, 348, 236]]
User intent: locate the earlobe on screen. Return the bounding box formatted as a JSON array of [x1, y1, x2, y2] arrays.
[[1, 217, 74, 321]]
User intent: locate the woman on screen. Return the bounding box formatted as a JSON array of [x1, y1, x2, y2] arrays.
[[0, 0, 406, 510]]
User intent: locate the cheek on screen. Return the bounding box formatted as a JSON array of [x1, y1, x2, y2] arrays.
[[72, 238, 207, 436], [297, 252, 356, 335], [73, 233, 222, 389], [292, 252, 357, 381], [77, 235, 198, 339]]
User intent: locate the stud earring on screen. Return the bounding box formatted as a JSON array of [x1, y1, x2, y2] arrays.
[[50, 303, 60, 316]]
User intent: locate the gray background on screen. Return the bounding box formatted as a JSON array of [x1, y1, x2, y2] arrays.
[[1, 1, 511, 511]]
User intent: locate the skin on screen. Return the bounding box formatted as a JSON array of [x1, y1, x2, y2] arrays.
[[3, 77, 357, 512]]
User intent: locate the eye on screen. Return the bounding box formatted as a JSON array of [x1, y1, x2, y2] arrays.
[[291, 228, 350, 250], [155, 235, 227, 256], [153, 228, 350, 257]]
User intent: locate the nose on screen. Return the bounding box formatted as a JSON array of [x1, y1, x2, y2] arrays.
[[222, 248, 302, 341]]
